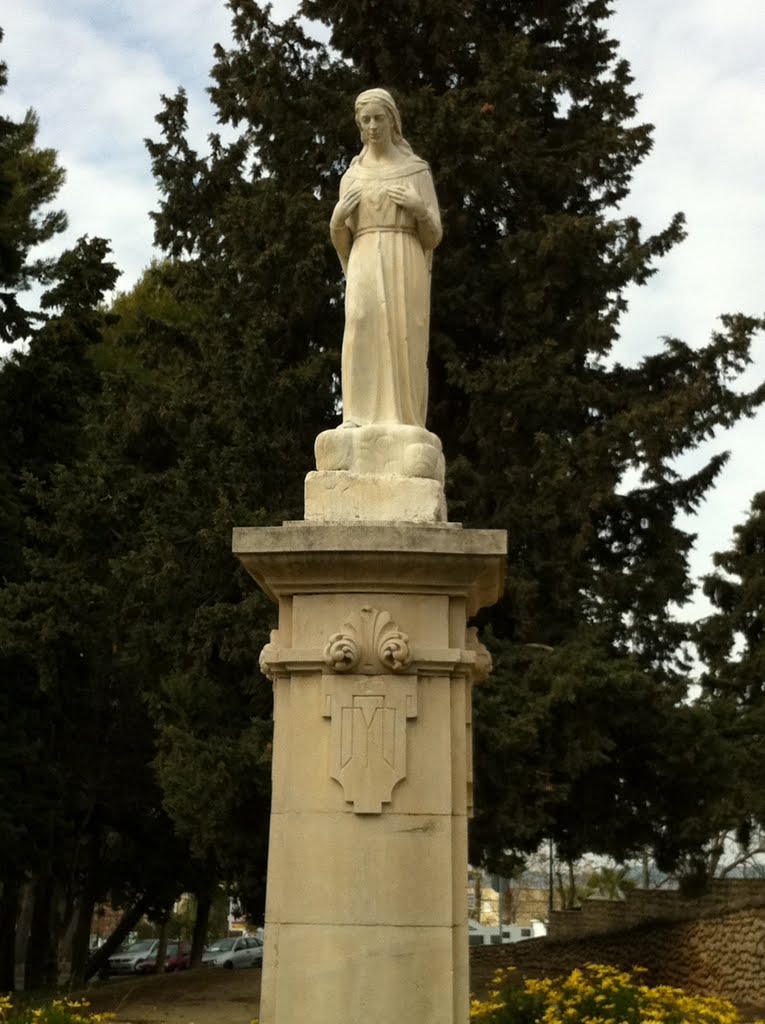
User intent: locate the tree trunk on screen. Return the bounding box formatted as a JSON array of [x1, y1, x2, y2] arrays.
[[0, 877, 20, 991], [190, 884, 212, 969], [67, 891, 97, 989], [14, 882, 34, 988], [83, 894, 150, 982], [567, 859, 577, 908], [45, 883, 71, 989], [24, 875, 59, 991], [505, 883, 518, 925], [555, 862, 567, 909], [707, 834, 725, 879], [66, 830, 103, 988], [154, 916, 169, 975], [547, 839, 555, 916]]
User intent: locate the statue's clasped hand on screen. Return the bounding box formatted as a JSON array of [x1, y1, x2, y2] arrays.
[[387, 183, 426, 220], [330, 185, 362, 230]]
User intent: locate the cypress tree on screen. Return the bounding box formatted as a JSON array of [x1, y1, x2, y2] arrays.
[[695, 492, 765, 851], [141, 0, 765, 870]]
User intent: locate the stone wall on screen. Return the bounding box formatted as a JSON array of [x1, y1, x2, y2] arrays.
[[548, 877, 765, 939], [470, 906, 765, 1013]]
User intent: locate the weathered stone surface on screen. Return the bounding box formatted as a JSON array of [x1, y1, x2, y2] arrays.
[[234, 521, 506, 1024], [474, 903, 765, 1011], [314, 88, 446, 524], [315, 423, 445, 481], [232, 521, 506, 617], [305, 469, 447, 523], [261, 924, 466, 1024], [330, 89, 442, 432]]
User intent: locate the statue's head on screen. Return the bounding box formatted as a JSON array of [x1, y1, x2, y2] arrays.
[[354, 88, 403, 149]]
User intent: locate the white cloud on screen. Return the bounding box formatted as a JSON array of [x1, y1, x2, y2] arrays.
[[1, 0, 244, 289], [609, 0, 765, 600]]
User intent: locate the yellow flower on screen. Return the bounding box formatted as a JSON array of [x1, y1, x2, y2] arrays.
[[466, 962, 751, 1024]]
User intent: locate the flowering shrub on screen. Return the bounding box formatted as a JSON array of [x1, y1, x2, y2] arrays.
[[0, 996, 114, 1024], [470, 963, 763, 1024]]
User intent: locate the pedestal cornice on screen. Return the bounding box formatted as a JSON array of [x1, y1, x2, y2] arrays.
[[232, 520, 507, 617]]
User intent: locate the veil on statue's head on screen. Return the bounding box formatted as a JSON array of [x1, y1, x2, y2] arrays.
[[354, 88, 415, 161]]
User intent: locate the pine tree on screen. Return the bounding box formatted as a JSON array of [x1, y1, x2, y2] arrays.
[[0, 48, 227, 985], [0, 236, 124, 988], [0, 42, 103, 987], [0, 35, 69, 586], [85, 261, 278, 919], [695, 492, 765, 844], [0, 31, 67, 346], [699, 491, 765, 707], [141, 0, 765, 871]]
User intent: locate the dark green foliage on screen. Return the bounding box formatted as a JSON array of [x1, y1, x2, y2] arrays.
[[0, 38, 71, 586], [694, 493, 765, 847], [142, 0, 764, 872], [0, 235, 141, 988], [699, 491, 765, 706], [1, 0, 763, 948], [0, 40, 258, 985], [82, 259, 284, 919], [0, 32, 67, 345]]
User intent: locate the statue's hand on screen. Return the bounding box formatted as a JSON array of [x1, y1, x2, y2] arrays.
[[387, 184, 427, 220], [330, 186, 362, 229]]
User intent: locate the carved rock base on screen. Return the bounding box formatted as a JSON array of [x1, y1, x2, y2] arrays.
[[232, 522, 506, 1024], [305, 471, 447, 523], [308, 423, 447, 524], [315, 423, 445, 482]]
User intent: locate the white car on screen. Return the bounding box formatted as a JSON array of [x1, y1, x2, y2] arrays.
[[202, 936, 263, 969]]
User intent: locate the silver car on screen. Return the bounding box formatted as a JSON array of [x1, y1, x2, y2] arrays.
[[202, 935, 263, 969], [107, 939, 160, 974]]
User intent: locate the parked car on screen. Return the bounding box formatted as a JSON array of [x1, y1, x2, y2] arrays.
[[135, 941, 192, 973], [107, 939, 160, 974], [201, 936, 263, 969]]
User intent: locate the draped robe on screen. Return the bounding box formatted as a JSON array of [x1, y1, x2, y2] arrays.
[[334, 155, 442, 428]]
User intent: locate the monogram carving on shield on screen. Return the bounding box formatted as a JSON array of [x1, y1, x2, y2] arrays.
[[323, 677, 417, 814], [322, 607, 416, 814]]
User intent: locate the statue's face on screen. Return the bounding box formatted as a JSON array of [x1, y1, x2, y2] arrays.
[[357, 101, 392, 148]]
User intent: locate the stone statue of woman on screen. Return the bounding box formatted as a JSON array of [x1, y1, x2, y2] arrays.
[[306, 89, 446, 522], [330, 88, 442, 428]]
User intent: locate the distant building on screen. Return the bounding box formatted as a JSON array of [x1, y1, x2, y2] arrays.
[[467, 868, 556, 937]]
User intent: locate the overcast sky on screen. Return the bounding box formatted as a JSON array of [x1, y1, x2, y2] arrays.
[[2, 0, 763, 618]]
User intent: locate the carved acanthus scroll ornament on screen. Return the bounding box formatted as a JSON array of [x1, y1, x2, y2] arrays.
[[464, 626, 492, 683], [259, 629, 280, 681], [324, 606, 412, 675]]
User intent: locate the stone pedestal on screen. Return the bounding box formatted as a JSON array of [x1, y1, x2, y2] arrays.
[[306, 423, 448, 524], [233, 522, 506, 1024]]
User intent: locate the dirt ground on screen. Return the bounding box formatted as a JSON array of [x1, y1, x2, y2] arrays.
[[83, 968, 262, 1024], [80, 956, 502, 1024]]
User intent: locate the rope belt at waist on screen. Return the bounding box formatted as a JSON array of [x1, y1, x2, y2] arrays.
[[353, 225, 418, 238]]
